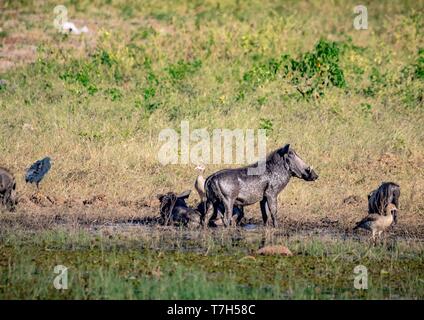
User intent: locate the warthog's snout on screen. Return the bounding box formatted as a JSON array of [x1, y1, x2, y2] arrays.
[[303, 167, 318, 181]]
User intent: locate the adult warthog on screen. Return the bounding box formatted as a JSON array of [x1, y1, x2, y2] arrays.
[[203, 144, 318, 227], [0, 167, 17, 211], [368, 182, 400, 224], [157, 190, 201, 227]]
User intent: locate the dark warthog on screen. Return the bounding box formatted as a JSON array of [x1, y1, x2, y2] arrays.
[[194, 165, 244, 226], [368, 182, 400, 224], [203, 144, 318, 227], [157, 190, 201, 227], [0, 167, 17, 211]]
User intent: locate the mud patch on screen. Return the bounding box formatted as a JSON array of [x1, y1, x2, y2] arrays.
[[256, 245, 293, 256], [343, 195, 362, 205], [24, 193, 57, 207]]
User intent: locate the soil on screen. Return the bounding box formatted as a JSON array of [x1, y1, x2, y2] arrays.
[[2, 192, 423, 240]]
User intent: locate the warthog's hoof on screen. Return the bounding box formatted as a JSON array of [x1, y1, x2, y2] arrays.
[[256, 245, 293, 256]]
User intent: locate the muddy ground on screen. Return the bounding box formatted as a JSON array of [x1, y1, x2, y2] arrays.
[[2, 192, 423, 241], [1, 193, 423, 300]]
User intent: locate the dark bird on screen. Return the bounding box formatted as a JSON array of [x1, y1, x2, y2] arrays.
[[25, 157, 52, 189]]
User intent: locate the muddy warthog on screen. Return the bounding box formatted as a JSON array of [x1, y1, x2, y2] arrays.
[[196, 201, 244, 227], [157, 190, 201, 227], [194, 165, 244, 226], [203, 144, 318, 227], [368, 182, 400, 224], [0, 167, 17, 211]]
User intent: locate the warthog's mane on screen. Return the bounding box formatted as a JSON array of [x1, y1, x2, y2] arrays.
[[368, 182, 400, 214]]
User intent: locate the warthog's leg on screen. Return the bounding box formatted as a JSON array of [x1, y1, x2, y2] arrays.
[[201, 201, 213, 228], [206, 204, 216, 225], [262, 194, 278, 228], [2, 191, 10, 208], [222, 197, 235, 227], [209, 202, 220, 227], [260, 198, 270, 226], [235, 206, 244, 225], [266, 196, 278, 228]]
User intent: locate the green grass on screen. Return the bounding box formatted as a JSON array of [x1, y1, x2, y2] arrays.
[[1, 227, 423, 299]]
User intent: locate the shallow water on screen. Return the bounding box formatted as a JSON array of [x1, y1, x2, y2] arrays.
[[1, 222, 423, 299]]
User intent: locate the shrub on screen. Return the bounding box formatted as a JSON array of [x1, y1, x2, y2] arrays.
[[414, 48, 424, 80], [166, 59, 202, 81], [242, 39, 346, 98], [259, 118, 273, 136]]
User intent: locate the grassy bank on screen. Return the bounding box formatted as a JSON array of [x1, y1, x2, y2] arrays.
[[0, 0, 423, 224]]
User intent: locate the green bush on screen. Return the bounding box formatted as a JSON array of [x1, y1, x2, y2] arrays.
[[242, 39, 346, 98], [166, 59, 202, 81]]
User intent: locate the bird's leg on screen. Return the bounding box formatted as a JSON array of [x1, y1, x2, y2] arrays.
[[371, 230, 377, 246], [35, 182, 45, 199], [379, 231, 384, 246]]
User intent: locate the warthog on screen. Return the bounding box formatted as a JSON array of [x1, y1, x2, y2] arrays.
[[194, 165, 244, 226], [196, 201, 244, 227], [203, 144, 318, 227], [0, 167, 17, 211], [368, 182, 400, 224], [157, 190, 201, 227]]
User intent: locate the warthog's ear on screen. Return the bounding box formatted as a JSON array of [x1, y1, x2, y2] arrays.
[[277, 144, 291, 157], [367, 191, 375, 200], [177, 190, 191, 199], [156, 194, 165, 201]]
